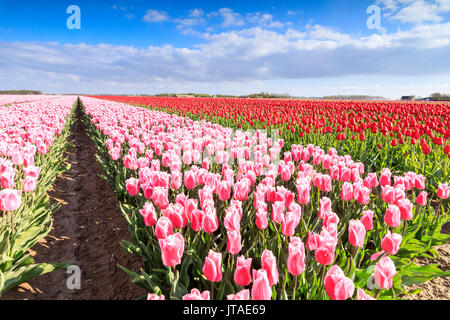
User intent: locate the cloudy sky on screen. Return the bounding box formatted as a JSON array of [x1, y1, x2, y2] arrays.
[[0, 0, 449, 98]]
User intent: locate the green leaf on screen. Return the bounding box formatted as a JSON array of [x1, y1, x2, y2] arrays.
[[401, 263, 447, 286], [169, 270, 187, 300], [0, 263, 69, 295], [397, 238, 431, 257]]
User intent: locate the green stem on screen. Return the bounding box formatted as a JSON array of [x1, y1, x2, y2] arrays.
[[292, 275, 298, 300]]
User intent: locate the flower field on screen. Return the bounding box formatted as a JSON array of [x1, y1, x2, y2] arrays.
[[0, 96, 76, 294], [76, 95, 449, 300], [0, 95, 448, 300]]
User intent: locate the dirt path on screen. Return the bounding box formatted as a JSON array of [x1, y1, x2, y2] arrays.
[[1, 103, 145, 300]]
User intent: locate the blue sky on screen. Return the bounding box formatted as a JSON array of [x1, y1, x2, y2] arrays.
[[0, 0, 449, 98]]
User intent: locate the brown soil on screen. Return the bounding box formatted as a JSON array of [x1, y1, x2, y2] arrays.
[[405, 222, 450, 300], [1, 104, 145, 300]]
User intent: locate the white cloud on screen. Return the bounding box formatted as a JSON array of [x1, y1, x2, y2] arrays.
[[246, 13, 284, 28], [143, 9, 169, 23], [0, 18, 449, 96], [393, 1, 442, 23], [217, 8, 245, 27], [189, 8, 204, 18], [377, 0, 450, 22]]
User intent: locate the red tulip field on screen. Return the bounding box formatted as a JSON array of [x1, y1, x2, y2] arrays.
[[1, 95, 449, 300]]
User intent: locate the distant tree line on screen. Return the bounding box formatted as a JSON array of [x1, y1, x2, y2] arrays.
[[0, 90, 43, 95], [430, 93, 450, 101], [322, 95, 386, 100]]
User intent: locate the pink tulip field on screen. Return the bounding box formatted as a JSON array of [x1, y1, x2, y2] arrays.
[[0, 95, 449, 300], [0, 96, 76, 294], [80, 96, 449, 300]]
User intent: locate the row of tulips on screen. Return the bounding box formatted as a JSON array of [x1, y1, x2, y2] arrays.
[[0, 96, 77, 295], [81, 96, 449, 300], [91, 96, 449, 192], [0, 95, 57, 107]]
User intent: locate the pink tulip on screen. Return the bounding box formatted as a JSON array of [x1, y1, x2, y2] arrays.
[[397, 198, 413, 221], [139, 202, 157, 227], [224, 206, 241, 233], [340, 167, 351, 182], [306, 231, 321, 251], [267, 186, 276, 203], [182, 288, 210, 300], [370, 251, 385, 262], [381, 231, 402, 255], [374, 256, 397, 289], [364, 172, 378, 189], [315, 232, 336, 265], [138, 180, 152, 197], [355, 186, 371, 205], [233, 178, 251, 201], [125, 177, 140, 196], [416, 191, 427, 206], [227, 289, 250, 300], [1, 167, 15, 189], [334, 276, 355, 300], [357, 288, 375, 300], [184, 170, 196, 190], [437, 183, 449, 199], [348, 219, 366, 248], [384, 204, 401, 228], [189, 209, 203, 232], [37, 143, 47, 155], [234, 256, 252, 286], [280, 164, 292, 181], [381, 186, 395, 204], [23, 165, 41, 179], [320, 174, 332, 192], [287, 237, 306, 276], [360, 210, 374, 231], [261, 249, 279, 286], [147, 293, 165, 300], [251, 269, 272, 300], [271, 201, 285, 224], [170, 171, 182, 190], [184, 198, 197, 217], [0, 188, 22, 212], [22, 176, 37, 193], [123, 154, 138, 170], [324, 265, 354, 300], [281, 211, 298, 237], [318, 197, 332, 220], [255, 207, 269, 230], [330, 165, 340, 180], [296, 183, 310, 205], [155, 217, 174, 240], [152, 187, 169, 210], [227, 230, 242, 255], [202, 207, 219, 233], [414, 174, 426, 190], [379, 169, 391, 187], [162, 203, 186, 229], [341, 182, 353, 201], [217, 180, 232, 201], [323, 211, 339, 229], [11, 151, 23, 166], [159, 232, 184, 267], [203, 250, 222, 282], [315, 244, 335, 266]]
